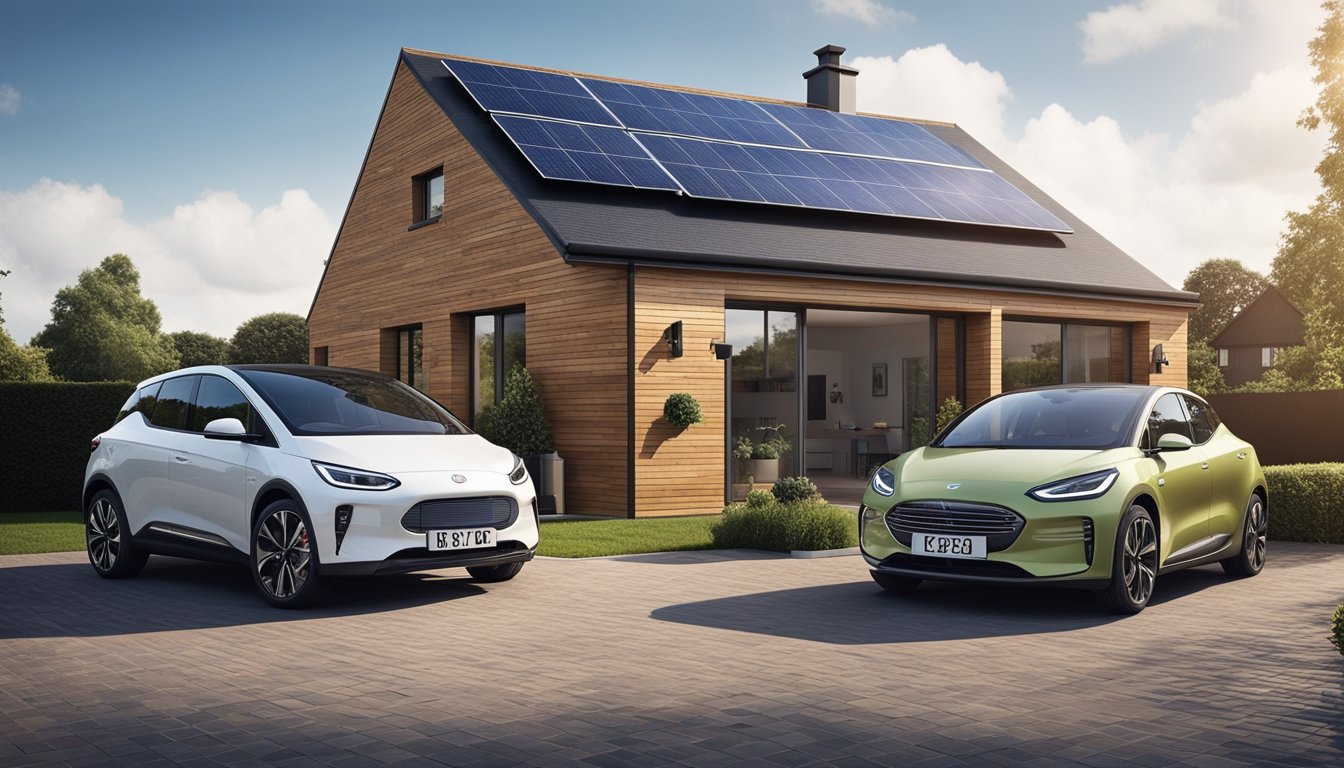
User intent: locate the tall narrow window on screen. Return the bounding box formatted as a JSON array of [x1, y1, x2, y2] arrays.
[[1217, 348, 1229, 367], [472, 309, 525, 419], [1261, 347, 1276, 367], [396, 326, 425, 392], [413, 167, 444, 225]]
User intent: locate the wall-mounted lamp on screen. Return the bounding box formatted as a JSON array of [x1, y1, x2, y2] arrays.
[[663, 321, 683, 359], [1152, 343, 1169, 374], [711, 341, 733, 360]]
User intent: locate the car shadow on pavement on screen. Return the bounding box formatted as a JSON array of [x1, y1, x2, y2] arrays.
[[0, 556, 488, 639], [651, 566, 1231, 644]]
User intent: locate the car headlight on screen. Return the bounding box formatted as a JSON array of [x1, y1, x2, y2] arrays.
[[509, 455, 528, 486], [1027, 468, 1118, 502], [871, 465, 896, 497], [312, 461, 400, 491]]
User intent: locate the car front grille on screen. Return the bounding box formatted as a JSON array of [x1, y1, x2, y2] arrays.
[[885, 500, 1025, 552], [401, 497, 519, 533]]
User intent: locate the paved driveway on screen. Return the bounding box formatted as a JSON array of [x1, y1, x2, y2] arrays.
[[1, 543, 1341, 767]]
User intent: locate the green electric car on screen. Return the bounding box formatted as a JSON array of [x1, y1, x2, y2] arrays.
[[860, 385, 1266, 614]]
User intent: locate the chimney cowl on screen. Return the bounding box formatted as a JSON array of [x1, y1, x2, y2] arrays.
[[803, 43, 858, 113]]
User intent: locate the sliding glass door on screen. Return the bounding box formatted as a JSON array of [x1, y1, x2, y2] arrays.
[[726, 308, 799, 500]]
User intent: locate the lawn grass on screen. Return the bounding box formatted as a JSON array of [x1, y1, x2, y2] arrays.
[[0, 510, 726, 560], [0, 511, 84, 556], [538, 515, 721, 558]]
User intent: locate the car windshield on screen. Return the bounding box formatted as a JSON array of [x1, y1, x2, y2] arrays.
[[935, 387, 1147, 450], [237, 369, 470, 436]]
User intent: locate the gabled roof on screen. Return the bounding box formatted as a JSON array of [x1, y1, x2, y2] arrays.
[[400, 49, 1196, 306], [1210, 285, 1305, 348]]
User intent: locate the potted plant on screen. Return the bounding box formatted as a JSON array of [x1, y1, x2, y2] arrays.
[[747, 424, 792, 485], [731, 435, 755, 499], [476, 365, 564, 514], [663, 392, 702, 429]]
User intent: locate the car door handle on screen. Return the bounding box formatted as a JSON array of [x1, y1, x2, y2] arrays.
[[1201, 462, 1209, 470], [1237, 452, 1246, 460], [173, 455, 191, 463]]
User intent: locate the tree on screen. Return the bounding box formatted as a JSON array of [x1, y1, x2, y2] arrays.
[[475, 365, 554, 455], [29, 254, 178, 381], [1186, 340, 1226, 397], [171, 330, 230, 368], [229, 312, 309, 364], [1182, 259, 1268, 344], [0, 271, 54, 381]]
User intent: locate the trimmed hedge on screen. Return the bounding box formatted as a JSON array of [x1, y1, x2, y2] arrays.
[[0, 382, 135, 513], [712, 494, 856, 552], [1263, 464, 1344, 544]]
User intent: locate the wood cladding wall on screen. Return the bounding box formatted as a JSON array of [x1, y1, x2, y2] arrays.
[[308, 61, 630, 517], [310, 58, 1191, 519]]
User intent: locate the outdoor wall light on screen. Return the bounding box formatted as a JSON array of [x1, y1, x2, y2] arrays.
[[1152, 343, 1169, 374], [711, 341, 733, 360], [663, 321, 683, 359]]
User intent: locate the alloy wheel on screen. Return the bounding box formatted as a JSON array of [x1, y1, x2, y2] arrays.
[[87, 497, 121, 572], [254, 509, 311, 599], [1122, 515, 1158, 606], [1244, 497, 1267, 571]]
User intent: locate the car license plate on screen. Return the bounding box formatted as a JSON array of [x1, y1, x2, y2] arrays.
[[910, 532, 987, 560], [427, 527, 496, 551]]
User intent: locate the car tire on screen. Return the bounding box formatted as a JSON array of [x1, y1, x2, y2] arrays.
[[85, 489, 148, 579], [871, 570, 921, 593], [467, 561, 524, 583], [1097, 504, 1159, 615], [1220, 492, 1267, 578], [251, 499, 328, 609]]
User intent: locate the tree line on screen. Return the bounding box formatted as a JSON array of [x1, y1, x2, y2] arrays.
[[0, 254, 308, 383]]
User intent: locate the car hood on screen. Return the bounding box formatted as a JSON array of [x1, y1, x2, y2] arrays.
[[288, 434, 516, 475], [889, 446, 1133, 502]]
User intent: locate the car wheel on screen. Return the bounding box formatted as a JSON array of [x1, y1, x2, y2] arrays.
[[251, 500, 327, 608], [86, 489, 148, 579], [1221, 492, 1267, 578], [1097, 504, 1158, 615], [871, 570, 921, 593], [467, 561, 524, 583]]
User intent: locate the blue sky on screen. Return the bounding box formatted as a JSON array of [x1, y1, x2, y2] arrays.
[[0, 0, 1329, 340]]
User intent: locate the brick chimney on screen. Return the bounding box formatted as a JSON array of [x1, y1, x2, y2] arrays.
[[803, 44, 858, 113]]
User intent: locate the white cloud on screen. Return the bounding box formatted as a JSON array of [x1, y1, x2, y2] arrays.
[[0, 180, 335, 343], [1080, 0, 1233, 64], [0, 84, 21, 116], [811, 0, 912, 28], [845, 43, 1324, 289], [852, 45, 1010, 146]]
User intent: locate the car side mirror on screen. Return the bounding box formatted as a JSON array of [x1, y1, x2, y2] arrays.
[[1155, 433, 1193, 452], [203, 417, 256, 442]]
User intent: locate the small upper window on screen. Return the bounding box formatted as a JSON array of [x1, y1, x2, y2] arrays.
[[1217, 348, 1228, 367], [1261, 347, 1276, 367], [414, 168, 444, 224]]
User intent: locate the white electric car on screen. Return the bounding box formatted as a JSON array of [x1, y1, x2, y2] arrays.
[[83, 365, 540, 607]]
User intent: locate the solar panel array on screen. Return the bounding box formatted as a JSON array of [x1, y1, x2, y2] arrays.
[[443, 59, 1071, 233]]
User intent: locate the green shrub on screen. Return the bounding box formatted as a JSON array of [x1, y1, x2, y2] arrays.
[[663, 392, 702, 428], [476, 365, 554, 456], [0, 381, 136, 513], [750, 442, 781, 459], [712, 497, 856, 552], [1332, 604, 1344, 658], [745, 489, 773, 508], [772, 475, 819, 503], [935, 396, 964, 433], [1262, 464, 1344, 544]]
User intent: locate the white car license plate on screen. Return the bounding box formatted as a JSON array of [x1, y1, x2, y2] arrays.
[[910, 532, 987, 560], [427, 527, 496, 552]]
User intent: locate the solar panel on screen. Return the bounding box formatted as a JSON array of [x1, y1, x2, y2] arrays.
[[494, 115, 680, 191], [442, 57, 1072, 233], [635, 133, 1071, 232], [580, 78, 807, 149], [444, 60, 619, 127], [756, 102, 984, 168]]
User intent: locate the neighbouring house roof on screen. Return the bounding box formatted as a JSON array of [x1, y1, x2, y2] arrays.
[[400, 50, 1196, 306], [1210, 285, 1306, 348]]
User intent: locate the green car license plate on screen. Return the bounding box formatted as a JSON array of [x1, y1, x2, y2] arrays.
[[910, 532, 986, 560]]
